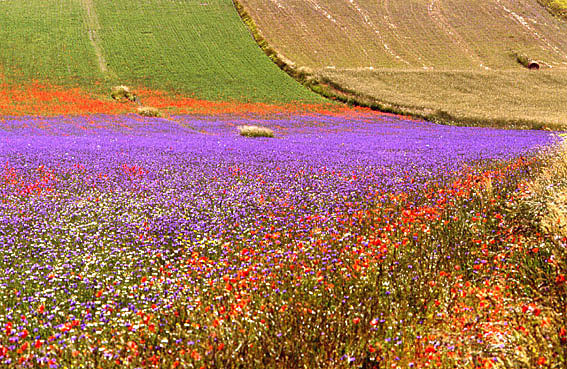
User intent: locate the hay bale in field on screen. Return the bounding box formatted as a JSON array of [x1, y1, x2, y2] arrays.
[[137, 106, 161, 117], [237, 125, 274, 138], [516, 53, 540, 70], [526, 61, 540, 70], [111, 85, 137, 102]]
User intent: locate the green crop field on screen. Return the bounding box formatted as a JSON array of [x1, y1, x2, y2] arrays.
[[91, 0, 320, 102], [0, 0, 102, 86], [238, 0, 567, 128], [0, 0, 321, 103]]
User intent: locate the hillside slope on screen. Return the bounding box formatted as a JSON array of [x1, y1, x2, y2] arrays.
[[238, 0, 567, 127], [0, 0, 321, 104]]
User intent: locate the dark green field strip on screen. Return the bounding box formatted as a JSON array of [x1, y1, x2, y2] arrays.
[[92, 0, 321, 102], [0, 0, 102, 85]]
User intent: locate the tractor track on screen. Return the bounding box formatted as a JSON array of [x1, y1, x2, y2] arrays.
[[78, 0, 109, 75], [427, 0, 486, 69]]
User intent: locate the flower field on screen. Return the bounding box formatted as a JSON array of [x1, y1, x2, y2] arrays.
[[0, 111, 565, 368]]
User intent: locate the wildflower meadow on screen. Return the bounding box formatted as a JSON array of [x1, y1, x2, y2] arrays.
[[1, 0, 566, 366], [0, 110, 565, 368]]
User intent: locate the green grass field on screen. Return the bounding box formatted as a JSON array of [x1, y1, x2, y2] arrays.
[[0, 0, 102, 85], [92, 0, 319, 102], [0, 0, 321, 103]]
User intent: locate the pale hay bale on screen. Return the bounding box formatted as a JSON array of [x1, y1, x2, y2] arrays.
[[237, 125, 274, 138], [137, 106, 161, 117]]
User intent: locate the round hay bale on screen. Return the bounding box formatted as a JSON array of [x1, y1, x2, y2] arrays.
[[516, 53, 540, 70]]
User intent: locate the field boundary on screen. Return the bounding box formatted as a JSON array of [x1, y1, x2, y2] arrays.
[[231, 0, 312, 84]]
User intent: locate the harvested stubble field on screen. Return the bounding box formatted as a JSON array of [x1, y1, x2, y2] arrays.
[[317, 69, 567, 129], [0, 0, 321, 103], [238, 0, 567, 128]]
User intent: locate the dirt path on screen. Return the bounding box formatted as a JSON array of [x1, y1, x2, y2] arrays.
[[78, 0, 109, 75]]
